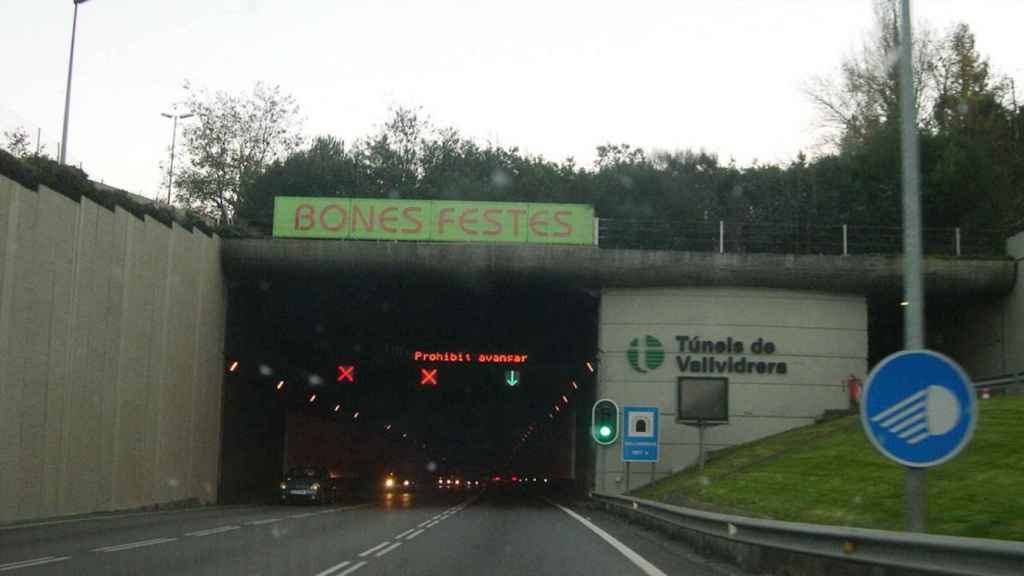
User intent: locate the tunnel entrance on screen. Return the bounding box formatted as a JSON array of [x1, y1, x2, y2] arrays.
[[218, 270, 599, 504]]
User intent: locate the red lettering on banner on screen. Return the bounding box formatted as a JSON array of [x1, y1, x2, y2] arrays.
[[529, 210, 549, 237], [400, 206, 423, 233], [295, 204, 315, 230], [436, 208, 456, 234], [459, 208, 479, 235], [507, 208, 527, 236], [553, 210, 573, 237], [379, 206, 399, 232], [482, 209, 502, 235], [351, 204, 375, 232], [320, 204, 347, 231]]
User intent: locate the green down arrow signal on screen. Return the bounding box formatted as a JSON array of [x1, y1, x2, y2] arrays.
[[505, 370, 520, 387]]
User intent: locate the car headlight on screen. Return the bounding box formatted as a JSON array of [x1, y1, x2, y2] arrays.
[[311, 483, 320, 491], [280, 482, 287, 490], [384, 478, 395, 488], [402, 480, 410, 487]]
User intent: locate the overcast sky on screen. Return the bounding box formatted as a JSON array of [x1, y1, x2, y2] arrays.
[[1, 0, 1022, 199]]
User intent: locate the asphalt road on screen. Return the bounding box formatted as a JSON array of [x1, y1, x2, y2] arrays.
[[0, 489, 747, 575]]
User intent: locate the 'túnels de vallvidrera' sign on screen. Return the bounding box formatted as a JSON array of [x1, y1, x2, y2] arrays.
[[273, 197, 595, 245]]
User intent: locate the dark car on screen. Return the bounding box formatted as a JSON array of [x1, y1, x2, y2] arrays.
[[279, 467, 335, 504]]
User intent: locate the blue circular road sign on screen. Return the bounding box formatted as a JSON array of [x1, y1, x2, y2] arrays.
[[861, 350, 976, 468]]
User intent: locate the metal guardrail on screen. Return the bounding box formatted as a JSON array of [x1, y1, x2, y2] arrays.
[[596, 219, 1008, 257], [975, 373, 1024, 397], [590, 492, 1024, 576]]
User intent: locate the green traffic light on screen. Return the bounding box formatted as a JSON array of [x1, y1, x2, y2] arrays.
[[599, 425, 612, 438]]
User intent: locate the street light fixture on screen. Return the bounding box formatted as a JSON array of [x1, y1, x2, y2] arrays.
[[160, 112, 194, 204], [60, 0, 92, 165]]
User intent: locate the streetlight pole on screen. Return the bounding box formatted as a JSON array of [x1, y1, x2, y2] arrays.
[[898, 0, 927, 533], [161, 112, 194, 204], [60, 0, 91, 165]]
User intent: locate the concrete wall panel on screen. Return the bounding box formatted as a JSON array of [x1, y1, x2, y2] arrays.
[[595, 287, 867, 495], [0, 176, 225, 523]]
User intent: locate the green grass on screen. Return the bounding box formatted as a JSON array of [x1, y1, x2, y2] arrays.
[[633, 396, 1024, 541]]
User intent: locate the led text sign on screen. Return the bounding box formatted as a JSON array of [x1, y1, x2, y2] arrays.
[[412, 350, 529, 364], [273, 197, 594, 245]]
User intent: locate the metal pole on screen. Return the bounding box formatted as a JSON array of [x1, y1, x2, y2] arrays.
[[35, 128, 41, 156], [718, 220, 724, 253], [625, 461, 630, 492], [842, 224, 848, 255], [59, 2, 81, 165], [650, 462, 656, 486], [955, 227, 961, 257], [698, 423, 706, 473], [899, 0, 927, 533], [167, 115, 178, 204]]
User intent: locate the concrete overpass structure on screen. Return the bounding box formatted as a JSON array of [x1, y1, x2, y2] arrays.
[[223, 238, 1014, 297], [2, 173, 1021, 519]]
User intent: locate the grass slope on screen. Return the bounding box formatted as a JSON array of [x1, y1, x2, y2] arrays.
[[633, 396, 1024, 541]]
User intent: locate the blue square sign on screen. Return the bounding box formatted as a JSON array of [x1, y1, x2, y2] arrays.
[[622, 406, 659, 462]]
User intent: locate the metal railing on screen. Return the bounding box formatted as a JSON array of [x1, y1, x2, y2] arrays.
[[590, 492, 1024, 576], [596, 219, 1008, 257], [975, 373, 1024, 397]]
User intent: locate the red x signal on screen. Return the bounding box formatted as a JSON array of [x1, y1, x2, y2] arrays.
[[419, 367, 438, 387], [337, 365, 355, 383]]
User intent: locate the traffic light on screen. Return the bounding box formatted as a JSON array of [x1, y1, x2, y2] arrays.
[[591, 399, 619, 445]]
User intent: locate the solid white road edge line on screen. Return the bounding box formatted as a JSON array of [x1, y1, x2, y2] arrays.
[[335, 561, 367, 576], [0, 506, 259, 532], [358, 542, 391, 557], [546, 500, 668, 576], [0, 556, 71, 572], [91, 537, 178, 553], [312, 559, 350, 576], [185, 525, 240, 537], [374, 542, 402, 557], [405, 529, 425, 540]]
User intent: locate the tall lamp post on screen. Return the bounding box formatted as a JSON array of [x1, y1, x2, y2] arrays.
[[60, 0, 92, 165], [160, 112, 194, 204]]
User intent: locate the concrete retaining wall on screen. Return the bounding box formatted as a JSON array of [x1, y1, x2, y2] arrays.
[[949, 232, 1024, 379], [0, 175, 226, 523], [595, 287, 867, 494]]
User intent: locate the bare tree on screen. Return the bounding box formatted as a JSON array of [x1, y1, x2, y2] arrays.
[[805, 0, 936, 150], [174, 81, 303, 223]]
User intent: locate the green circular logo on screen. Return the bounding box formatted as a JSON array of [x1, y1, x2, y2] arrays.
[[628, 336, 664, 373]]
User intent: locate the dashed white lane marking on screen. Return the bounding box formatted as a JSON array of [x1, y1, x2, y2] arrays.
[[92, 537, 178, 553], [394, 528, 416, 539], [405, 529, 425, 540], [0, 556, 71, 572], [358, 542, 391, 557], [417, 519, 432, 528], [290, 512, 319, 519], [335, 561, 367, 576], [374, 542, 402, 557], [424, 520, 439, 528], [246, 517, 283, 526], [313, 559, 350, 576], [185, 525, 240, 537], [547, 500, 667, 576]]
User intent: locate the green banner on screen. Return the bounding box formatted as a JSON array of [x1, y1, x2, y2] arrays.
[[273, 197, 595, 245]]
